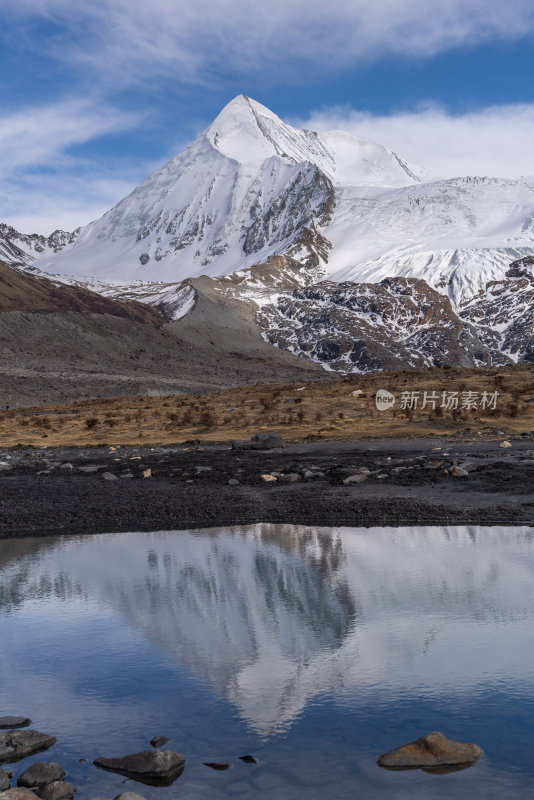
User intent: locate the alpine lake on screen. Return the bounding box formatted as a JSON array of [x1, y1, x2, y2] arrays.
[[1, 523, 534, 799]]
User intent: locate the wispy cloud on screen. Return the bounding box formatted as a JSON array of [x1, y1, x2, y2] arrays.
[[0, 98, 149, 233], [0, 99, 138, 177], [294, 103, 534, 179], [5, 0, 534, 85]]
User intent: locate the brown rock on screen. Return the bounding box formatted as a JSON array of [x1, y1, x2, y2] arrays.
[[377, 731, 482, 772], [0, 791, 40, 800], [38, 782, 74, 800]]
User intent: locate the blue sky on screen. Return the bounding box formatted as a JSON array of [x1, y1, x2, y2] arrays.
[[2, 0, 534, 233]]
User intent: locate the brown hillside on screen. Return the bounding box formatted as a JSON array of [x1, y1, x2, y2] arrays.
[[0, 260, 164, 326]]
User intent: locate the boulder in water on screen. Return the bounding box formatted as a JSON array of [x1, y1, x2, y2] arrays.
[[0, 732, 56, 765], [377, 731, 482, 773], [18, 762, 66, 789], [93, 751, 185, 787]]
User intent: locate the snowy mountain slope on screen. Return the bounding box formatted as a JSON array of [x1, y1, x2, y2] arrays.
[[0, 223, 78, 267], [29, 95, 421, 286], [4, 95, 534, 377], [324, 177, 534, 305], [24, 96, 534, 309]]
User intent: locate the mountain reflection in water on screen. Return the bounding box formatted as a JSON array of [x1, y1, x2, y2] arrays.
[[1, 524, 533, 739]]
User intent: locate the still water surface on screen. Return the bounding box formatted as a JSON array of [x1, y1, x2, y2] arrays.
[[1, 525, 534, 799]]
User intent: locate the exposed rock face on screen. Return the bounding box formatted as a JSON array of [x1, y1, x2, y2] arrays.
[[377, 731, 482, 772], [461, 255, 534, 363], [0, 225, 79, 268], [17, 762, 66, 789], [0, 732, 56, 764], [257, 277, 501, 373], [93, 751, 185, 787]]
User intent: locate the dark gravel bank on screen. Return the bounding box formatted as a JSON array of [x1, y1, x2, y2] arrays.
[[0, 438, 533, 538]]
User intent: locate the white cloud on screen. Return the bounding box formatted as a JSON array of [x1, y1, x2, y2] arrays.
[[0, 99, 138, 177], [5, 0, 534, 84], [0, 98, 149, 233], [294, 103, 534, 179]]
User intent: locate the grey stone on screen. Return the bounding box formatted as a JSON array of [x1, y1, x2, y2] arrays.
[[38, 782, 74, 800], [59, 464, 73, 470], [194, 466, 212, 473], [279, 473, 300, 483], [18, 762, 66, 789], [342, 474, 367, 485], [0, 731, 57, 765], [149, 737, 169, 748], [113, 794, 146, 800], [120, 473, 134, 479], [77, 465, 106, 473], [227, 479, 239, 486], [101, 472, 118, 482], [231, 432, 283, 451], [0, 771, 10, 792], [0, 790, 40, 800], [93, 751, 185, 787], [0, 720, 30, 731]]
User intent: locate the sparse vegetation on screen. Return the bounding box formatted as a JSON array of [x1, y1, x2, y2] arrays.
[[0, 363, 533, 448]]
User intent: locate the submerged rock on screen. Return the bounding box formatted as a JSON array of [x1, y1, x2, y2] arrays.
[[0, 720, 30, 731], [18, 763, 66, 789], [202, 763, 232, 771], [93, 751, 185, 787], [149, 737, 169, 749], [377, 731, 482, 773], [0, 732, 57, 765], [238, 755, 258, 764]]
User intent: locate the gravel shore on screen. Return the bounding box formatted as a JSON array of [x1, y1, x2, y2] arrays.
[[0, 438, 533, 538]]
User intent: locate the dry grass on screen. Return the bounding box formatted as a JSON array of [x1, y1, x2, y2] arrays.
[[1, 363, 534, 448]]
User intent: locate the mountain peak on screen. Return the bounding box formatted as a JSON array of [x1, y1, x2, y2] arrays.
[[205, 95, 288, 163]]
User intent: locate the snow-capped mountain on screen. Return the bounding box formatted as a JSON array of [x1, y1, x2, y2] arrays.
[[15, 94, 534, 310], [0, 223, 78, 268], [4, 95, 534, 377], [22, 95, 422, 287]]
